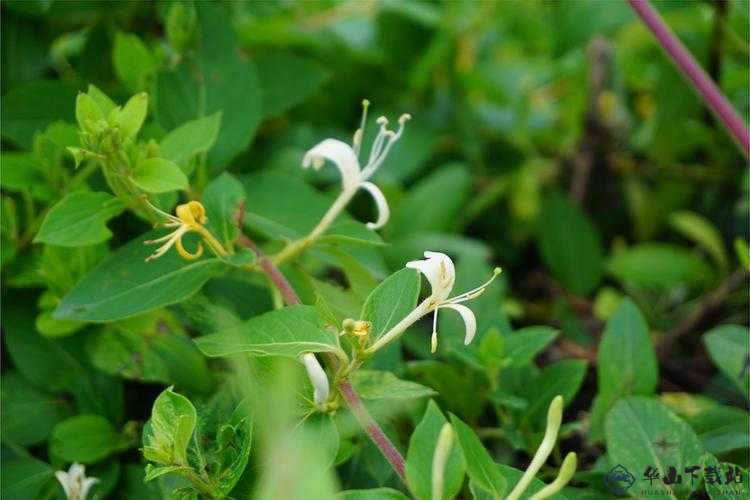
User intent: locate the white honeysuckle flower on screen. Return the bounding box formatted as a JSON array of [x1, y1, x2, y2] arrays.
[[406, 251, 501, 353], [302, 352, 330, 405], [301, 100, 410, 231], [55, 463, 99, 500]]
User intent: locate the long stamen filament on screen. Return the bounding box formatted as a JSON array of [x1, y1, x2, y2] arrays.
[[446, 267, 502, 304], [353, 99, 370, 157]]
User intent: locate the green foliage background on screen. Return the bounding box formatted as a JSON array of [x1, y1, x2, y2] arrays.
[[1, 1, 748, 499]]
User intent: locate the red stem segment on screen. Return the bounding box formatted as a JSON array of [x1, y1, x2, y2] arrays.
[[236, 233, 407, 482], [627, 0, 750, 155]]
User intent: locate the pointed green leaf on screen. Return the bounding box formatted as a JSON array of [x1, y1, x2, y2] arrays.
[[54, 231, 226, 322], [350, 370, 436, 401], [202, 172, 244, 248], [75, 92, 104, 132], [196, 305, 339, 358], [406, 401, 465, 500], [143, 388, 197, 466], [703, 325, 750, 398], [34, 191, 125, 246], [132, 157, 188, 193], [361, 268, 421, 341], [117, 92, 148, 140], [449, 414, 506, 499], [50, 414, 134, 464], [159, 112, 221, 174]]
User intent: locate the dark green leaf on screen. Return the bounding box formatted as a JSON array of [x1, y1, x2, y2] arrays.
[[34, 191, 125, 246]]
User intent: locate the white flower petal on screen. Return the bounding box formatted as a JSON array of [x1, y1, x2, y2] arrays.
[[359, 181, 390, 230], [302, 138, 361, 192], [405, 251, 455, 302], [440, 303, 477, 346], [302, 353, 330, 405], [55, 471, 73, 498], [80, 477, 100, 500]]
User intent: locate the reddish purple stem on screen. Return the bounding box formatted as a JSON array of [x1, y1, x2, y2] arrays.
[[627, 0, 750, 155], [237, 233, 407, 482]]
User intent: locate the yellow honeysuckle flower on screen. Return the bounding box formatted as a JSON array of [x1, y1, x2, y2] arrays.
[[144, 199, 227, 262]]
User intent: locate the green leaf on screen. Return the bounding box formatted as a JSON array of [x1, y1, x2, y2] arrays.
[[406, 401, 465, 500], [502, 326, 558, 367], [605, 397, 705, 499], [449, 414, 506, 499], [159, 112, 221, 174], [388, 164, 471, 238], [360, 268, 421, 341], [154, 3, 261, 168], [50, 414, 133, 464], [87, 84, 117, 116], [350, 370, 436, 400], [202, 172, 245, 248], [143, 387, 197, 466], [256, 53, 330, 118], [591, 298, 658, 439], [668, 211, 728, 272], [336, 489, 410, 500], [132, 157, 188, 193], [34, 191, 125, 246], [116, 92, 149, 140], [196, 305, 340, 358], [113, 32, 156, 93], [703, 325, 750, 398], [76, 91, 105, 132], [1, 371, 72, 446], [536, 191, 603, 295], [54, 231, 226, 322], [524, 359, 586, 425], [1, 456, 54, 500], [734, 238, 750, 271], [605, 243, 714, 288], [702, 454, 749, 500], [85, 312, 214, 393]]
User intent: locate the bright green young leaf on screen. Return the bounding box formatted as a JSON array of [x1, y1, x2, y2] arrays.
[[605, 397, 705, 499], [113, 32, 156, 93], [116, 92, 148, 140], [54, 231, 227, 322], [87, 84, 117, 116], [159, 112, 221, 174], [1, 456, 54, 500], [590, 298, 658, 439], [703, 325, 750, 398], [34, 191, 125, 246], [1, 371, 73, 446], [256, 53, 330, 118], [195, 305, 340, 358], [360, 268, 421, 340], [50, 414, 134, 464], [606, 243, 714, 288], [406, 401, 465, 500], [350, 370, 436, 400], [668, 211, 728, 271], [143, 387, 197, 466], [536, 191, 603, 295], [132, 157, 188, 193], [524, 359, 586, 425], [449, 414, 506, 499], [202, 172, 245, 248], [76, 91, 104, 132], [502, 326, 558, 367]]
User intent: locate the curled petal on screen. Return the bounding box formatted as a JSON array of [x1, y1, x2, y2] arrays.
[[302, 353, 329, 405], [55, 471, 73, 499], [440, 303, 477, 346], [405, 251, 455, 302], [359, 181, 390, 230], [302, 138, 361, 192]]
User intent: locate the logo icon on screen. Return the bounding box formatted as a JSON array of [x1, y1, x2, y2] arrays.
[[605, 464, 636, 495]]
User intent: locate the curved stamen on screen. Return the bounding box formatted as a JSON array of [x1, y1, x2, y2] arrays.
[[353, 99, 370, 157], [175, 237, 204, 260], [446, 267, 502, 304]]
